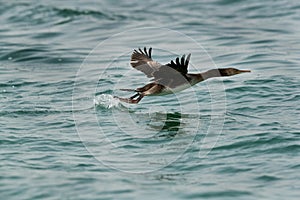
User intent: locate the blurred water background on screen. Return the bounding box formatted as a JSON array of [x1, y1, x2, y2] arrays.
[[1, 0, 300, 199]]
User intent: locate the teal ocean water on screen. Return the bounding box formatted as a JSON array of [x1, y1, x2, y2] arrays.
[[1, 0, 300, 199]]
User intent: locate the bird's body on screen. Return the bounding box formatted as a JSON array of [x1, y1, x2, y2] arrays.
[[115, 47, 250, 104]]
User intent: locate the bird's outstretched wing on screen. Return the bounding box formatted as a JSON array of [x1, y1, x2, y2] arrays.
[[130, 47, 162, 78], [130, 47, 192, 88], [165, 54, 191, 77], [152, 54, 192, 87]]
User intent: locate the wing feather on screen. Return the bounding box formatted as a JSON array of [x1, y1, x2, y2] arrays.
[[165, 53, 191, 76], [130, 47, 162, 78], [130, 47, 192, 88], [153, 53, 192, 88]]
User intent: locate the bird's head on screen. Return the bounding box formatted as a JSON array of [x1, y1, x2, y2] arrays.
[[218, 68, 251, 76]]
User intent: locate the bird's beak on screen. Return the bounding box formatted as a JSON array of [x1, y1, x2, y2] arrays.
[[239, 69, 251, 73]]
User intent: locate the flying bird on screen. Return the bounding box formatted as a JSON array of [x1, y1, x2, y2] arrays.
[[114, 47, 250, 104]]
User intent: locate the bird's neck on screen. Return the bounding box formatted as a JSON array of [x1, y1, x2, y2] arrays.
[[188, 69, 222, 85], [201, 69, 224, 80]]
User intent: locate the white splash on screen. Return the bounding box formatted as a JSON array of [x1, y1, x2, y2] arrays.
[[94, 94, 121, 109]]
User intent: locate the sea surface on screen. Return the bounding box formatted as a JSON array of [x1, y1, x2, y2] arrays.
[[1, 0, 300, 199]]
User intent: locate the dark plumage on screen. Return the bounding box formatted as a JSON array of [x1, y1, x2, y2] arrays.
[[115, 47, 250, 104]]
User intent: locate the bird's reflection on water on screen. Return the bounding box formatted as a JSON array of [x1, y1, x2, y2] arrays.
[[136, 111, 206, 139], [147, 112, 183, 137], [95, 97, 218, 140]]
